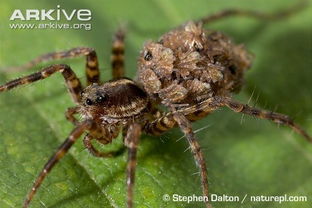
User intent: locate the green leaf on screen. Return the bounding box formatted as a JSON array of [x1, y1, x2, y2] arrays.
[[0, 0, 311, 208]]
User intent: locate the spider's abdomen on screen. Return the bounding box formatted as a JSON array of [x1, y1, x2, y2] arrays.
[[138, 21, 253, 105], [80, 78, 149, 123]]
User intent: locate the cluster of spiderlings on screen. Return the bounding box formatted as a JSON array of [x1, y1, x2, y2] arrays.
[[138, 21, 253, 106]]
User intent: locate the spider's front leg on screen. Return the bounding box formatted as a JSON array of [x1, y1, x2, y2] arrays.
[[65, 106, 81, 125], [0, 64, 83, 103], [83, 133, 126, 157], [124, 123, 141, 208], [5, 47, 100, 85], [23, 120, 95, 208], [111, 28, 126, 79]]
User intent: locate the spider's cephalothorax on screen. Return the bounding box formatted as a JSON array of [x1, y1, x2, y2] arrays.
[[79, 78, 150, 143], [0, 2, 311, 208], [80, 79, 149, 124]]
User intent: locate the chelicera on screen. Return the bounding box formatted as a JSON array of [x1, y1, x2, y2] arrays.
[[0, 2, 310, 208]]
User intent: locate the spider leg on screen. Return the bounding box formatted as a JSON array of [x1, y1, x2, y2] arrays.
[[6, 47, 100, 85], [145, 111, 176, 135], [124, 123, 141, 208], [0, 64, 83, 103], [83, 134, 125, 157], [145, 98, 221, 135], [221, 97, 312, 143], [111, 28, 126, 79], [23, 120, 94, 208], [65, 106, 80, 125], [172, 112, 211, 208], [197, 0, 307, 25]]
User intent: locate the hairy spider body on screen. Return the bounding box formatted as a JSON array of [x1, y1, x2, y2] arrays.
[[0, 2, 311, 208]]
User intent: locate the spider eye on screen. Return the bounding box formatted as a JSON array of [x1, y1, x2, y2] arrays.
[[86, 99, 93, 106], [96, 95, 107, 103], [144, 50, 153, 61], [229, 65, 237, 75]]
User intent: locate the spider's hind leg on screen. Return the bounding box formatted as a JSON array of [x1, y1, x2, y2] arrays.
[[221, 97, 312, 143], [0, 64, 83, 103], [197, 0, 307, 25], [6, 47, 100, 85], [172, 112, 211, 208]]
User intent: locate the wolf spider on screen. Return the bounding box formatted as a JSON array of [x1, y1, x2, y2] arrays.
[[0, 1, 311, 208]]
